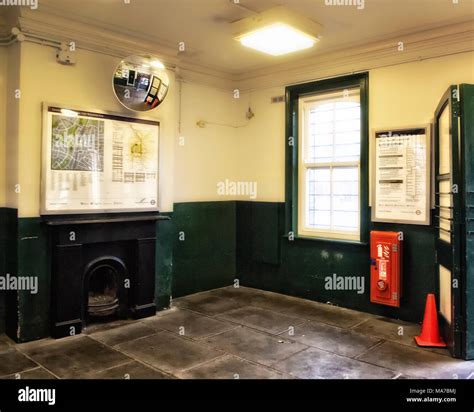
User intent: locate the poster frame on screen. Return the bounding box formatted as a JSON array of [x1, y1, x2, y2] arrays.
[[371, 124, 432, 226], [40, 102, 160, 216]]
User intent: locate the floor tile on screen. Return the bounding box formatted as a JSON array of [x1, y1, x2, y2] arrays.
[[84, 319, 136, 335], [217, 288, 304, 313], [89, 322, 157, 347], [218, 306, 305, 335], [204, 326, 307, 366], [280, 300, 372, 328], [0, 349, 38, 377], [283, 321, 382, 358], [87, 361, 172, 379], [0, 335, 13, 354], [209, 286, 264, 305], [173, 293, 243, 316], [115, 331, 224, 374], [1, 367, 57, 380], [22, 336, 130, 379], [273, 347, 396, 379], [358, 341, 474, 379], [176, 354, 289, 379], [353, 317, 451, 356], [143, 307, 236, 339]]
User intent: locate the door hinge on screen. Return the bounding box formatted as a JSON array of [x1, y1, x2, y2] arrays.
[[435, 250, 438, 264]]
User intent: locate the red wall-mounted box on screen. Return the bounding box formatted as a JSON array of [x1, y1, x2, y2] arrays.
[[370, 231, 403, 307]]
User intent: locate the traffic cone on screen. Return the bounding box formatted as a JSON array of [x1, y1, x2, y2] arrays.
[[415, 293, 447, 347]]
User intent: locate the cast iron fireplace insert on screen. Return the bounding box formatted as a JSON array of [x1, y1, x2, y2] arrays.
[[44, 213, 169, 339]]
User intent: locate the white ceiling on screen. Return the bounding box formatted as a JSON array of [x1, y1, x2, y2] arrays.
[[20, 0, 474, 74]]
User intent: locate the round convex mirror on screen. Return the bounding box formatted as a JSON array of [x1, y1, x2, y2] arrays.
[[113, 55, 170, 112]]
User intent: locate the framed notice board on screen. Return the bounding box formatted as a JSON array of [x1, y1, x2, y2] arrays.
[[41, 104, 160, 215], [372, 125, 431, 225]]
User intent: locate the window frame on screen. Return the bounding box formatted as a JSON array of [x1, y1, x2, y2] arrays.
[[285, 73, 369, 244]]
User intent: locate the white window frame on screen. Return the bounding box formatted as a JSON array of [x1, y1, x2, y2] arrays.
[[298, 89, 361, 241]]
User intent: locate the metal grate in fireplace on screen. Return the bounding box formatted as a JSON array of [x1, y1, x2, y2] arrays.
[[87, 263, 120, 319]]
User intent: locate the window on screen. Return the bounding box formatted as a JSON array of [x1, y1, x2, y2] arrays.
[[298, 88, 361, 241], [285, 73, 368, 243]]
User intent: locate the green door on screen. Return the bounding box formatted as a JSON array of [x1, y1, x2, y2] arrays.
[[434, 86, 462, 358], [460, 84, 474, 360]]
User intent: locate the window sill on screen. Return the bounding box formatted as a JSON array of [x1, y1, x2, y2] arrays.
[[283, 234, 368, 246]]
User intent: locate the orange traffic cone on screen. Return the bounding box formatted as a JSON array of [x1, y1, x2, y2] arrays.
[[415, 294, 447, 347]]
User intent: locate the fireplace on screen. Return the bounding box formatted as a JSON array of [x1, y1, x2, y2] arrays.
[[45, 214, 166, 339]]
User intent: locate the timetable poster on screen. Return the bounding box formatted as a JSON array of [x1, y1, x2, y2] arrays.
[[41, 105, 160, 214], [372, 127, 431, 225]]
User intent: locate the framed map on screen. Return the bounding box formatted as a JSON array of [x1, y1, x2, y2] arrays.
[[41, 104, 160, 214]]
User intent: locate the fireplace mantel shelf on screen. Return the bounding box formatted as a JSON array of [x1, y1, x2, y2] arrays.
[[42, 215, 171, 226]]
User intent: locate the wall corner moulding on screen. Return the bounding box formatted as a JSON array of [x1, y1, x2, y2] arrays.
[[236, 20, 474, 90], [13, 8, 474, 92], [15, 7, 237, 90]]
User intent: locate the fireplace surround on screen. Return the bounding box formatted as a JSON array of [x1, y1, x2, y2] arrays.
[[44, 213, 167, 339]]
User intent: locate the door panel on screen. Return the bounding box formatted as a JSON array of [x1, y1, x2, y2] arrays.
[[439, 265, 452, 324], [434, 85, 462, 358], [460, 83, 474, 359]]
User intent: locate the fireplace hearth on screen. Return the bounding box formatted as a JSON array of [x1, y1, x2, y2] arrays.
[[44, 214, 167, 339]]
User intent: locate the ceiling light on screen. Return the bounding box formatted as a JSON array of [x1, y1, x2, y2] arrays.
[[238, 23, 316, 56], [233, 6, 322, 57]]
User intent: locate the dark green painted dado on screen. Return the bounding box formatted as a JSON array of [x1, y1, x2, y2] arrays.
[[172, 202, 236, 298], [0, 200, 437, 340], [237, 201, 436, 323], [155, 212, 174, 310], [8, 217, 50, 342], [0, 208, 17, 334]]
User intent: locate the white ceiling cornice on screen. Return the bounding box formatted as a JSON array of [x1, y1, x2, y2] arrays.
[[236, 20, 474, 90], [13, 9, 474, 92], [16, 8, 237, 90]]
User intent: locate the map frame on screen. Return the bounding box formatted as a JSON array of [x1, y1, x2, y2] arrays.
[[41, 103, 160, 215]]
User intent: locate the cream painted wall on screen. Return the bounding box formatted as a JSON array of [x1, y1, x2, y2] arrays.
[[235, 87, 286, 202], [0, 47, 6, 207], [5, 44, 474, 212], [173, 81, 240, 203], [16, 41, 177, 217], [235, 51, 474, 202]]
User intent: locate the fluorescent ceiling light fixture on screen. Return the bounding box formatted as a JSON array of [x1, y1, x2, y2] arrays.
[[233, 6, 322, 57], [239, 23, 316, 56]]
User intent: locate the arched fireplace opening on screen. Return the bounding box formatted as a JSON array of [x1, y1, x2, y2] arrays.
[[84, 257, 128, 323]]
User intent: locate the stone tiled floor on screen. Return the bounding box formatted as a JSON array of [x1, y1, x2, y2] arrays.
[[1, 286, 473, 379]]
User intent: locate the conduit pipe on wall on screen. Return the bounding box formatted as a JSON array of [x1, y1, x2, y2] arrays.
[[0, 27, 177, 72]]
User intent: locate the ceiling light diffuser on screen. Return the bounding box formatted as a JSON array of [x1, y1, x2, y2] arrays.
[[238, 23, 316, 56]]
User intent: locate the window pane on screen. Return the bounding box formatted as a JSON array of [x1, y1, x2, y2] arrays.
[[333, 195, 358, 211], [334, 143, 360, 162], [305, 92, 360, 164], [300, 86, 361, 239], [306, 166, 359, 233], [333, 211, 359, 230]]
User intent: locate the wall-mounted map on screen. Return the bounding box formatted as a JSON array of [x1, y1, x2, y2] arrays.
[[42, 105, 159, 214]]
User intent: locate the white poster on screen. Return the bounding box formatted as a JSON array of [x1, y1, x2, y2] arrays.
[[372, 127, 431, 225], [42, 105, 159, 214]]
